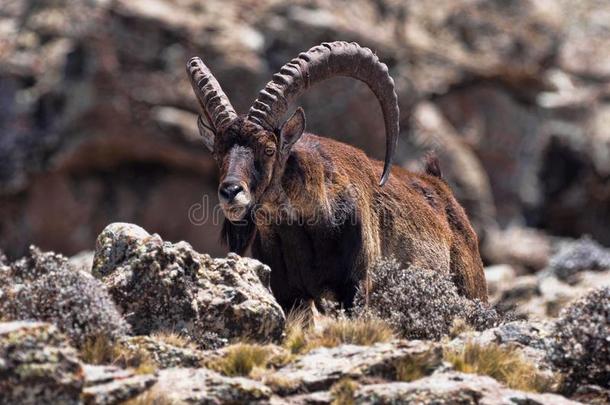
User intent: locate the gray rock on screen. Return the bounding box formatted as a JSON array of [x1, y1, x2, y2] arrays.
[[353, 372, 581, 405], [262, 340, 442, 394], [82, 364, 135, 386], [495, 266, 610, 320], [93, 223, 285, 348], [549, 236, 610, 281], [570, 384, 610, 405], [81, 365, 156, 405], [118, 336, 206, 369], [148, 367, 272, 404], [0, 321, 84, 405]]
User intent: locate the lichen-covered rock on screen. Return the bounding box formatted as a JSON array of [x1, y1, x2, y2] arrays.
[[548, 287, 610, 392], [81, 364, 156, 405], [92, 223, 285, 347], [262, 340, 442, 395], [354, 258, 498, 340], [549, 236, 610, 281], [147, 367, 272, 404], [118, 336, 206, 369], [0, 247, 129, 347], [353, 372, 580, 405], [0, 321, 84, 405]]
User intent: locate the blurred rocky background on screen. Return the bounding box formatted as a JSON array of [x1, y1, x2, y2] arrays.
[[1, 0, 609, 263]]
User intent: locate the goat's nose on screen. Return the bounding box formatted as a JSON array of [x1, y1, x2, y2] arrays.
[[219, 182, 244, 202]]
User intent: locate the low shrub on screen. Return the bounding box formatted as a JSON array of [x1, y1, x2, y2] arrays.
[[547, 287, 610, 392], [0, 247, 129, 347], [354, 258, 499, 340]]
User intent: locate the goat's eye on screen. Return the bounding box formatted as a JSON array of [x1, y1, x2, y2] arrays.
[[264, 146, 276, 156]]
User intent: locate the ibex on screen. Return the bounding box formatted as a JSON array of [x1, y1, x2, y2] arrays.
[[187, 41, 487, 311]]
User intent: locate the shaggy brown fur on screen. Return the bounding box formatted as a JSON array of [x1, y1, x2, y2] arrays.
[[188, 42, 487, 312], [218, 119, 487, 310]]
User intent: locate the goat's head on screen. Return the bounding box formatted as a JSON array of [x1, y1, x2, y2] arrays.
[[187, 41, 399, 223]]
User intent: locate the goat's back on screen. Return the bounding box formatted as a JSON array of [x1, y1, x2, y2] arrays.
[[288, 134, 487, 301]]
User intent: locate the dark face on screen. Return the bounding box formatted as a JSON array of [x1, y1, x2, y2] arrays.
[[214, 119, 278, 222], [200, 109, 306, 223]]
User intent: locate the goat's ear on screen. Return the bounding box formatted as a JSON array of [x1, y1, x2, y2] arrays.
[[197, 114, 215, 152], [279, 107, 305, 155]]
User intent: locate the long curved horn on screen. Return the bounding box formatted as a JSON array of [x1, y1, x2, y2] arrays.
[[187, 57, 238, 133], [247, 41, 399, 186]]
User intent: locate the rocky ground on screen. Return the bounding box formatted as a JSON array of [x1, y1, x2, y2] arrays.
[[1, 223, 608, 404], [1, 0, 610, 260]]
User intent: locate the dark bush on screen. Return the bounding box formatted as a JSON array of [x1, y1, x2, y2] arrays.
[[548, 287, 610, 392], [0, 247, 129, 347], [354, 258, 498, 340]]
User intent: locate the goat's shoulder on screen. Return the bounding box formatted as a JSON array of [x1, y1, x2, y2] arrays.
[[290, 133, 376, 182]]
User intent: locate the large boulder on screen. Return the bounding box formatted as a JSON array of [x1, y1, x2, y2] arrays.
[[92, 223, 285, 348], [0, 321, 84, 405]]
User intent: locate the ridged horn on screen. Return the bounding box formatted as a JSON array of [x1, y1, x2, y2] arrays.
[[187, 57, 238, 133], [247, 41, 399, 186]]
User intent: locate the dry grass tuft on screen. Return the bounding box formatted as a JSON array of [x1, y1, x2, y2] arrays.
[[283, 310, 309, 354], [206, 343, 288, 377], [330, 378, 358, 405], [282, 312, 396, 354], [256, 372, 301, 394], [449, 318, 474, 338], [395, 350, 441, 382], [151, 331, 196, 350], [309, 317, 396, 349], [80, 333, 115, 365], [80, 334, 157, 375], [444, 342, 554, 392]]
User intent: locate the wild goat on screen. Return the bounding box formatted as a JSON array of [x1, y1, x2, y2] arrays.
[[187, 41, 487, 311]]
